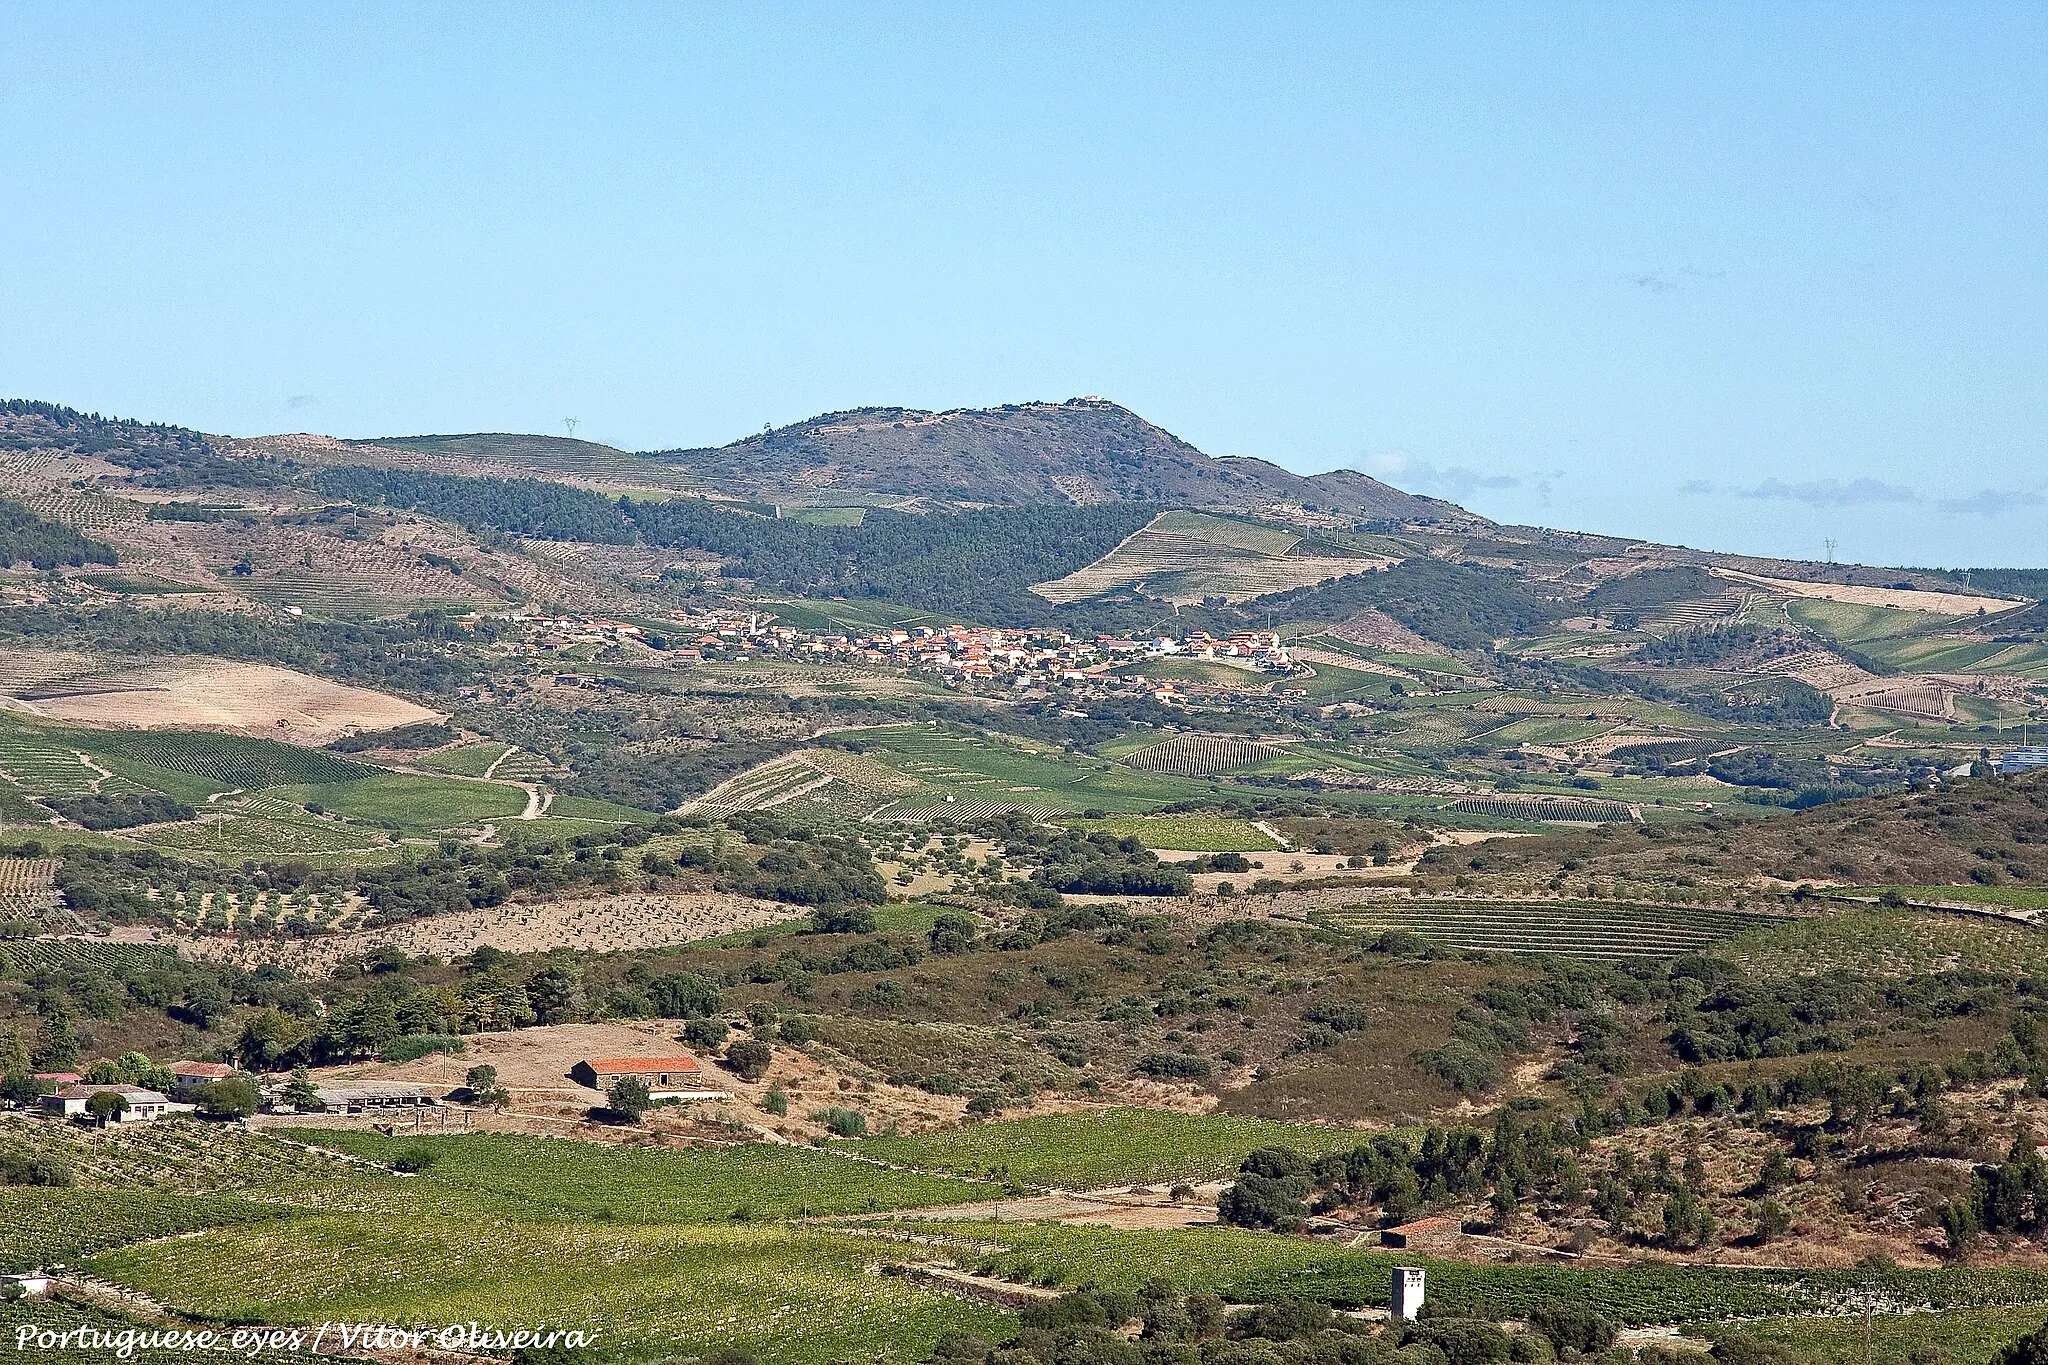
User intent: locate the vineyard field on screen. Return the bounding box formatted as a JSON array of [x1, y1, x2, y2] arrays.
[[1444, 794, 1641, 824], [1318, 899, 1776, 959], [414, 741, 512, 777], [1061, 814, 1281, 852], [297, 1130, 1000, 1222], [0, 1188, 285, 1273], [1121, 733, 1289, 777], [84, 730, 369, 789], [845, 1107, 1365, 1188], [90, 1217, 1007, 1365], [956, 1223, 2048, 1326], [267, 773, 529, 832], [0, 939, 180, 976]]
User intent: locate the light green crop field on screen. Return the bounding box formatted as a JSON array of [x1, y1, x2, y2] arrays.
[[1785, 597, 1950, 645], [415, 741, 513, 777], [298, 1130, 998, 1222], [546, 794, 656, 823], [268, 773, 530, 831], [90, 1217, 1007, 1365], [844, 1107, 1366, 1187], [1062, 814, 1281, 852], [852, 725, 1207, 813], [1288, 660, 1397, 698]]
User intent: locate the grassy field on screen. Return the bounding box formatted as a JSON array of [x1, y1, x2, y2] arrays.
[[1061, 814, 1281, 851], [850, 724, 1208, 816], [844, 1108, 1368, 1187]]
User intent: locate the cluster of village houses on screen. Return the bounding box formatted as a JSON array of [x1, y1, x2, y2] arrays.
[[496, 608, 1298, 683], [19, 1054, 724, 1125]]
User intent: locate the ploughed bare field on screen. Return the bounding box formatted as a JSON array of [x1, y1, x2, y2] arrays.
[[133, 891, 803, 974], [3, 656, 440, 744]]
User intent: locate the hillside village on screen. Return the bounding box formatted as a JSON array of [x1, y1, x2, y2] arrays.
[[6, 400, 2048, 1365]]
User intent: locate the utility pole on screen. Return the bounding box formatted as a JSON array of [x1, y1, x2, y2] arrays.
[[1823, 538, 1838, 565], [564, 418, 579, 439]]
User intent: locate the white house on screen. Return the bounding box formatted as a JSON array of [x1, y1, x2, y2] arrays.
[[42, 1085, 170, 1124], [168, 1061, 239, 1096]]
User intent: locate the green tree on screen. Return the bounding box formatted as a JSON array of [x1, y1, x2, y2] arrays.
[[85, 1090, 129, 1125], [193, 1075, 261, 1118], [682, 1017, 730, 1050], [606, 1074, 651, 1120], [725, 1039, 772, 1081], [1995, 1322, 2048, 1365], [282, 1066, 324, 1113], [236, 1009, 312, 1070], [463, 1064, 508, 1109], [1216, 1147, 1311, 1232]]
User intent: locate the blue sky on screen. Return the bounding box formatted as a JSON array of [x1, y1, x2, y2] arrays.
[[3, 3, 2043, 567]]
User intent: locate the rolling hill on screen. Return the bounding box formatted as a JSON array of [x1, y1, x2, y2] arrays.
[[643, 397, 1475, 522]]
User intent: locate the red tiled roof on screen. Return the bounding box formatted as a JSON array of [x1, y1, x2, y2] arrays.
[[582, 1056, 701, 1073], [171, 1061, 237, 1078]]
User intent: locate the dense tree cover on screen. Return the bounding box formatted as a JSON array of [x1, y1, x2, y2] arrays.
[[311, 466, 1157, 623], [42, 791, 195, 831], [0, 399, 293, 488], [328, 721, 459, 753], [0, 497, 118, 571], [311, 468, 636, 545], [982, 819, 1194, 897], [0, 930, 276, 1073], [1251, 558, 1564, 650], [0, 605, 501, 697], [1498, 653, 1836, 732], [1628, 625, 1793, 668], [558, 736, 807, 811], [720, 811, 886, 906]]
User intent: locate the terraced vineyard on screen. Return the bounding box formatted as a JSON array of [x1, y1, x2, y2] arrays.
[[0, 727, 112, 796], [0, 856, 60, 919], [1444, 793, 1640, 824], [1122, 732, 1290, 776], [691, 752, 844, 814], [0, 1188, 286, 1273], [1317, 899, 1778, 959]]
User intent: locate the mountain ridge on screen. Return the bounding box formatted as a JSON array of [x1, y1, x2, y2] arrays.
[[641, 397, 1479, 524]]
